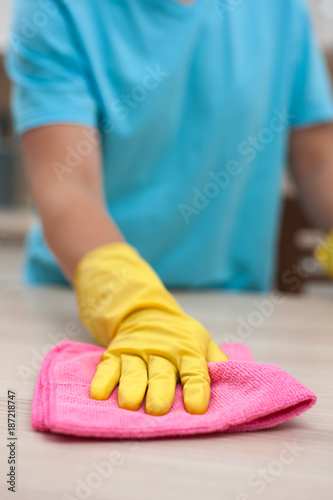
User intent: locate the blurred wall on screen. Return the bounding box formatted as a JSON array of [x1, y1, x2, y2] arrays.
[[0, 1, 23, 209], [0, 0, 11, 107], [0, 0, 11, 52], [308, 0, 333, 48]]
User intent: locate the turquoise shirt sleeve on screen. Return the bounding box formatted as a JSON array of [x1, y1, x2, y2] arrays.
[[5, 0, 99, 135], [289, 0, 333, 127]]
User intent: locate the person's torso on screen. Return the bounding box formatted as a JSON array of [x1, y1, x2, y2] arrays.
[[26, 0, 302, 289]]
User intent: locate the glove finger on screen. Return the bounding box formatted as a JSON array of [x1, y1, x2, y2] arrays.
[[118, 354, 148, 411], [179, 355, 211, 415], [145, 355, 178, 416], [206, 340, 228, 362], [90, 354, 121, 400]]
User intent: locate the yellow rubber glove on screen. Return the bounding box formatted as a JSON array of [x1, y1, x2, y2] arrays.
[[75, 243, 228, 416], [314, 230, 333, 278]]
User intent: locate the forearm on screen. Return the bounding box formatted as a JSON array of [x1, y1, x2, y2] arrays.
[[290, 124, 333, 230], [37, 184, 124, 282], [22, 125, 124, 283], [296, 159, 333, 230]]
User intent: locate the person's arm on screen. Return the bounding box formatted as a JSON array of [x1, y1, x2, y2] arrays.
[[7, 0, 228, 417], [23, 123, 228, 416], [289, 123, 333, 230], [22, 124, 124, 282]]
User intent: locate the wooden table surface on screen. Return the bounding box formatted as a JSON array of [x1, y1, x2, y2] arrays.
[[0, 287, 332, 500]]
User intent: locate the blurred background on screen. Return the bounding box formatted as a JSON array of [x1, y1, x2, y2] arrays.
[[0, 0, 333, 294]]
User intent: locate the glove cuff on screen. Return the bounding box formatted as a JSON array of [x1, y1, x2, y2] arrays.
[[74, 242, 182, 346]]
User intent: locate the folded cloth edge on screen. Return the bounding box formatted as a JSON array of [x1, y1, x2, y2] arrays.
[[31, 340, 316, 439]]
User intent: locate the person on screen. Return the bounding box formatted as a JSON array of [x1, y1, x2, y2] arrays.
[[5, 0, 333, 415]]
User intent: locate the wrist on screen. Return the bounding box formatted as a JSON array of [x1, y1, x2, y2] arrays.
[[74, 242, 183, 346]]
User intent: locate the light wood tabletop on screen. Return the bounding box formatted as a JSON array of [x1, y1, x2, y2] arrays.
[[0, 286, 332, 500]]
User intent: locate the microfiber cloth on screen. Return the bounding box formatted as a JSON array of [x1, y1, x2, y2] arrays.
[[31, 340, 316, 439]]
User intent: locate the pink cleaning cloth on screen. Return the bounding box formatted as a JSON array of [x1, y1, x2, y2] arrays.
[[31, 340, 316, 439]]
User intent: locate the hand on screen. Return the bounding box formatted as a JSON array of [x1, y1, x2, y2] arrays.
[[75, 243, 228, 416], [314, 229, 333, 278]]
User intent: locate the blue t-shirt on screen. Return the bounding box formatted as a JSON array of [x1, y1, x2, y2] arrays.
[[6, 0, 333, 290]]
